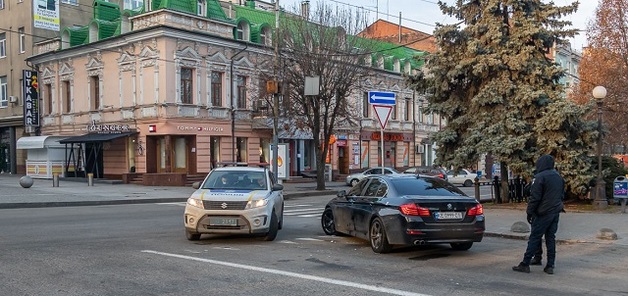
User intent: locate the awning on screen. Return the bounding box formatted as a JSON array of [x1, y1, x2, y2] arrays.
[[59, 132, 137, 144], [16, 136, 67, 149]]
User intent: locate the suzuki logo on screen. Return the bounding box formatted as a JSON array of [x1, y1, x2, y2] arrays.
[[221, 202, 228, 209], [447, 203, 453, 210]]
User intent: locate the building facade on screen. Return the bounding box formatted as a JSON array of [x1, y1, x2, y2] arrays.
[[25, 0, 436, 184]]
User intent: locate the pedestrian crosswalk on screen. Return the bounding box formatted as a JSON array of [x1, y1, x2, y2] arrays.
[[156, 202, 324, 218]]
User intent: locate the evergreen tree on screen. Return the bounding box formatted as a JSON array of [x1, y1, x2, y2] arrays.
[[408, 0, 597, 199]]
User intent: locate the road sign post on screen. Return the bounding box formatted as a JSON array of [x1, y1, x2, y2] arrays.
[[368, 91, 396, 174]]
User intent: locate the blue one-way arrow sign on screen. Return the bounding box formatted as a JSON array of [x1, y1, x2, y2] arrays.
[[368, 91, 396, 105]]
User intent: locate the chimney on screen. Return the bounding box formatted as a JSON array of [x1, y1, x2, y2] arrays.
[[301, 1, 310, 20]]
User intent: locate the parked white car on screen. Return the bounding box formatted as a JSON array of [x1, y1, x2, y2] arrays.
[[184, 165, 284, 241], [447, 169, 478, 187]]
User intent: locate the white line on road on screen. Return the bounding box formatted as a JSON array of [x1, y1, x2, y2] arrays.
[[141, 250, 431, 296]]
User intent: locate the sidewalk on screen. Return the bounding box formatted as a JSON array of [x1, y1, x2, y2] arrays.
[[1, 174, 627, 246]]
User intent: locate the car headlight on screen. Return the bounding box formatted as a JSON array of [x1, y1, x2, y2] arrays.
[[246, 199, 268, 209], [187, 198, 204, 209]]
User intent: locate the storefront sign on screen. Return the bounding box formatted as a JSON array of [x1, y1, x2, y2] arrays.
[[370, 132, 408, 142], [88, 120, 130, 133], [22, 70, 40, 127], [176, 126, 224, 132]]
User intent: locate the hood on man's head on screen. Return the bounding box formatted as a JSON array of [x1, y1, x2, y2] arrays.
[[535, 154, 555, 173]]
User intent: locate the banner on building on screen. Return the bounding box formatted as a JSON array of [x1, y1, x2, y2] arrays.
[[22, 70, 40, 127], [34, 0, 60, 31]]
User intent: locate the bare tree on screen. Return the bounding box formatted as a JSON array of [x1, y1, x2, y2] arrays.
[[278, 2, 376, 190]]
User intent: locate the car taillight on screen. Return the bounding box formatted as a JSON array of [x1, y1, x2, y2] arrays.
[[400, 203, 430, 217], [467, 204, 484, 216]]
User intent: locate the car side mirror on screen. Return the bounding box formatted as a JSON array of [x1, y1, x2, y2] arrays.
[[272, 184, 284, 191], [192, 182, 200, 189], [337, 190, 347, 198]]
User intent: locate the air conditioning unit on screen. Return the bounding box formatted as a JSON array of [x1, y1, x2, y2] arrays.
[[415, 145, 425, 154], [9, 96, 18, 103]]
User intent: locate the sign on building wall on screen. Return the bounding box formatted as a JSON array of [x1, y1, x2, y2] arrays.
[[22, 70, 40, 127], [34, 0, 60, 31]]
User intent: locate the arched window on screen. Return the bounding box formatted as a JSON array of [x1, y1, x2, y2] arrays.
[[260, 26, 271, 46], [236, 21, 250, 41]]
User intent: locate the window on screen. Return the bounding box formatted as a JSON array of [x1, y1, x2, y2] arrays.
[[0, 33, 6, 58], [63, 80, 71, 113], [0, 76, 7, 108], [236, 21, 249, 41], [391, 104, 396, 120], [418, 100, 424, 123], [197, 0, 206, 16], [211, 71, 222, 107], [405, 98, 411, 121], [180, 67, 193, 104], [236, 137, 247, 162], [260, 26, 271, 46], [362, 92, 369, 117], [44, 84, 52, 114], [18, 27, 25, 53], [0, 0, 4, 9], [236, 75, 246, 109], [123, 0, 143, 9], [89, 76, 100, 110]]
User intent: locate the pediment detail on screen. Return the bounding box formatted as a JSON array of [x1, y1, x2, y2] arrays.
[[176, 46, 201, 60]]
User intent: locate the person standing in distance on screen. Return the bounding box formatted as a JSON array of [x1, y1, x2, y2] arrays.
[[513, 154, 564, 275]]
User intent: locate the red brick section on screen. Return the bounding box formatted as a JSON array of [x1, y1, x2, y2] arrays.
[[358, 19, 437, 53]]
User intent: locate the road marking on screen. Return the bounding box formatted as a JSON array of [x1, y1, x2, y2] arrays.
[[295, 237, 323, 241], [141, 250, 430, 296]]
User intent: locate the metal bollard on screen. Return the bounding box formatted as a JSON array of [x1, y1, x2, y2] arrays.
[[88, 173, 94, 186], [52, 173, 59, 187]]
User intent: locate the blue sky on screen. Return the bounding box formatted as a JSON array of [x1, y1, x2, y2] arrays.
[[281, 0, 598, 50]]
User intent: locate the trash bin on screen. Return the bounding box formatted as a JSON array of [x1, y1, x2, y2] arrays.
[[613, 176, 628, 213]]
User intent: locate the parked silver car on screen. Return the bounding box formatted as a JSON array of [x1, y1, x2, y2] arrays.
[[345, 167, 400, 187]]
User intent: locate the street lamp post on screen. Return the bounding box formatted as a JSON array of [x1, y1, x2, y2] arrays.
[[593, 85, 608, 209]]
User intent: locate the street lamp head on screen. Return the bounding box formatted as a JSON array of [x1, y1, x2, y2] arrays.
[[592, 86, 607, 100]]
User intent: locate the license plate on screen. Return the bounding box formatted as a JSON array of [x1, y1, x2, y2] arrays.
[[209, 217, 238, 226], [435, 212, 463, 220]]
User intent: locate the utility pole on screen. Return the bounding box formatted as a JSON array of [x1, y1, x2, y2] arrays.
[[271, 0, 280, 180]]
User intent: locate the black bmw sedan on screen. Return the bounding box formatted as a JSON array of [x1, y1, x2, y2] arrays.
[[321, 174, 485, 253]]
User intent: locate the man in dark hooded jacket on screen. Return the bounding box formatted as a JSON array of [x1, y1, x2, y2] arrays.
[[513, 154, 564, 274]]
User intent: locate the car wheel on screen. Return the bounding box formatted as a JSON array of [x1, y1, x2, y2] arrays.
[[350, 179, 360, 187], [263, 211, 279, 241], [450, 242, 473, 251], [369, 217, 392, 253], [463, 179, 473, 187], [185, 230, 201, 241], [321, 208, 337, 235], [278, 203, 284, 230]]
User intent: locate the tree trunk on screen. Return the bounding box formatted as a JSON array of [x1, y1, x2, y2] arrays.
[[315, 142, 326, 191], [500, 162, 510, 203]]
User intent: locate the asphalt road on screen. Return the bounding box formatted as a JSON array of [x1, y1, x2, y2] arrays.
[[1, 198, 627, 296]]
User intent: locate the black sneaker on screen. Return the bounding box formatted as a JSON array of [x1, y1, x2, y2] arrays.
[[544, 266, 554, 274], [530, 258, 542, 266], [512, 263, 530, 273]]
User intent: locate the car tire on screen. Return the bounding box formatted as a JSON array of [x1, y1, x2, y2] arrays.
[[278, 203, 284, 230], [369, 217, 392, 253], [185, 230, 201, 241], [350, 179, 359, 187], [463, 179, 473, 187], [321, 208, 336, 235], [450, 242, 473, 251], [263, 211, 279, 241]]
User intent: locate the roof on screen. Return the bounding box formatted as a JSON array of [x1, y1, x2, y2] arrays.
[[59, 132, 137, 144], [16, 136, 67, 149]]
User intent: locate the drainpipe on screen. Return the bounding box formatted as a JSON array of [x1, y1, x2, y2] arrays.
[[230, 43, 249, 162]]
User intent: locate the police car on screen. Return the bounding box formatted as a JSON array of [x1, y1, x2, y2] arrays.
[[184, 164, 284, 241]]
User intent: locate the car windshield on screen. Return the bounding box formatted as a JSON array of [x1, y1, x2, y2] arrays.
[[202, 171, 267, 190], [391, 177, 466, 196]]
